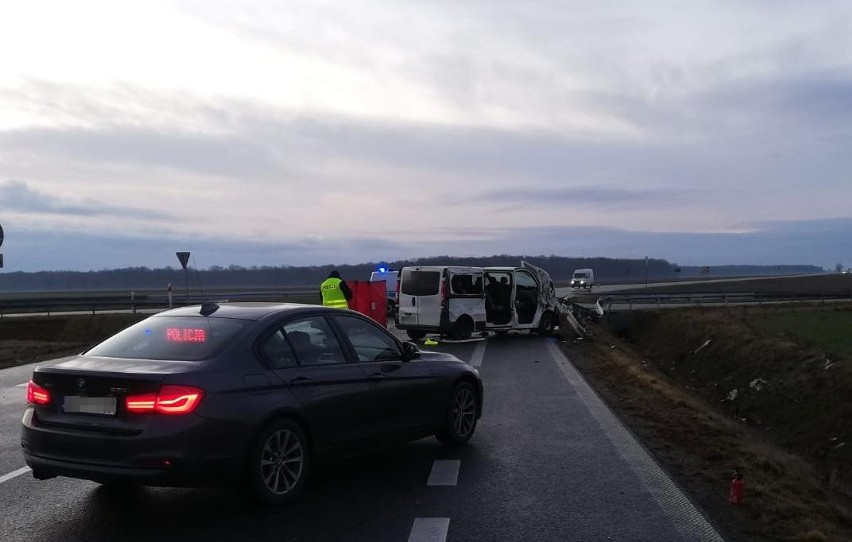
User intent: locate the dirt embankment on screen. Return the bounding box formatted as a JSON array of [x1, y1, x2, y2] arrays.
[[0, 314, 147, 369], [563, 304, 852, 542]]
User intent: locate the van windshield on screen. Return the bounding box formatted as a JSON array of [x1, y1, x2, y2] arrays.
[[573, 272, 588, 279], [401, 269, 440, 296]]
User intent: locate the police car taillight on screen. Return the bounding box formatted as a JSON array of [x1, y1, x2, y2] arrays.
[[27, 380, 51, 406], [126, 385, 205, 415]]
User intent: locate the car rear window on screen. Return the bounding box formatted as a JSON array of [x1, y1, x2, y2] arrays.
[[400, 269, 440, 296], [84, 316, 250, 361]]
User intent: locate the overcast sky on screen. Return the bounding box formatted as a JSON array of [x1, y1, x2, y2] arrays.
[[1, 0, 850, 272]]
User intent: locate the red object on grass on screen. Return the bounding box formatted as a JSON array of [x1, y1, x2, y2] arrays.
[[729, 476, 745, 504], [346, 280, 388, 327]]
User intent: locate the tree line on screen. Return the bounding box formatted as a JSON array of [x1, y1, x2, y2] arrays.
[[0, 256, 822, 292]]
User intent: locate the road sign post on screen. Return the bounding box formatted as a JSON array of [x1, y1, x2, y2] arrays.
[[176, 252, 191, 301]]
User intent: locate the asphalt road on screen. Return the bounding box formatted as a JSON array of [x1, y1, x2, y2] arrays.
[[0, 332, 723, 542]]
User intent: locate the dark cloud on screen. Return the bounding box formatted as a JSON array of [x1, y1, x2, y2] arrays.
[[462, 186, 699, 210], [0, 180, 168, 219], [406, 218, 852, 268], [2, 218, 848, 272]]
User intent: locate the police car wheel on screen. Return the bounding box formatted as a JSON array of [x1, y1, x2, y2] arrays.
[[436, 382, 478, 446], [248, 418, 310, 505]]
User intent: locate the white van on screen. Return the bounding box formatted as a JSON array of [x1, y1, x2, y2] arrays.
[[369, 269, 399, 315], [396, 262, 559, 340], [570, 268, 595, 290], [396, 266, 486, 340]]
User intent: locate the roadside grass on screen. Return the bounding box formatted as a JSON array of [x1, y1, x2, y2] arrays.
[[0, 314, 148, 369], [563, 303, 852, 541], [747, 306, 852, 357]]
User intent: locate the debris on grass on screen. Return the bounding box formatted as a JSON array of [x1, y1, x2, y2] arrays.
[[692, 339, 712, 354], [749, 377, 767, 391]]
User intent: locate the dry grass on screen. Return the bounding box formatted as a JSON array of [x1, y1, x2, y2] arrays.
[[562, 306, 852, 541], [0, 314, 147, 369]]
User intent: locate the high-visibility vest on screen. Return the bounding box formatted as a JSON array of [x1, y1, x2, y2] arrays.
[[320, 277, 349, 308]]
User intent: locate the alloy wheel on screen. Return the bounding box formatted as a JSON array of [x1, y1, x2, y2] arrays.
[[260, 429, 304, 495], [452, 387, 477, 438]]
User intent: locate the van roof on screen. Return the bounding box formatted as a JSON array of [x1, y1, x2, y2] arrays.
[[401, 266, 480, 273]]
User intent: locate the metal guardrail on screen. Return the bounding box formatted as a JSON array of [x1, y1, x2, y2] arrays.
[[594, 292, 852, 312], [0, 290, 322, 316]]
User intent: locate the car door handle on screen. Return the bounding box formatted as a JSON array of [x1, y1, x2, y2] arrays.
[[288, 377, 312, 387]]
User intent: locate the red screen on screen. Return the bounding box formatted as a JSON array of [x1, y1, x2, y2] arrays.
[[166, 328, 207, 342]]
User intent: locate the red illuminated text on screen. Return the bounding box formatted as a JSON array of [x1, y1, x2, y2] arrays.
[[166, 328, 207, 342]]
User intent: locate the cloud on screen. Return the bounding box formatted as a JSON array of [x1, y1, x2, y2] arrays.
[[2, 217, 849, 272], [0, 179, 168, 219], [0, 126, 280, 179], [0, 2, 850, 272], [464, 186, 699, 210]]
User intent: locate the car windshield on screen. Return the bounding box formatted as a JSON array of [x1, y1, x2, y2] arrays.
[[84, 316, 250, 361]]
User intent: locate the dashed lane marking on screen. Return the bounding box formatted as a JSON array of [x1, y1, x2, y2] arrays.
[[469, 341, 486, 367], [427, 459, 460, 486], [16, 382, 28, 387], [0, 467, 31, 485], [408, 518, 450, 542]]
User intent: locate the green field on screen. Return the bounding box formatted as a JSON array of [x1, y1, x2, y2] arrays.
[[748, 306, 852, 357]]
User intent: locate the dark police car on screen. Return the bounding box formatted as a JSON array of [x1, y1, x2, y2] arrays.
[[21, 303, 482, 504]]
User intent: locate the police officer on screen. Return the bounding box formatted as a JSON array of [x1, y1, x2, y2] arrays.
[[320, 270, 353, 308]]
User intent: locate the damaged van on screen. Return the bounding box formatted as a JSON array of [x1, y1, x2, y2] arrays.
[[395, 262, 559, 340]]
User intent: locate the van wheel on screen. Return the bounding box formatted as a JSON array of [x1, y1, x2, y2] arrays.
[[537, 312, 555, 336], [407, 330, 426, 341], [453, 316, 473, 340], [386, 300, 396, 317]]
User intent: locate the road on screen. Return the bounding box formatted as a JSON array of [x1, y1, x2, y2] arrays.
[[0, 332, 723, 542]]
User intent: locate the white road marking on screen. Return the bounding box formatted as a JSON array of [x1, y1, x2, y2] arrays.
[[16, 382, 28, 387], [408, 518, 450, 542], [427, 459, 460, 486], [0, 466, 31, 485], [545, 341, 724, 542], [469, 340, 486, 367]]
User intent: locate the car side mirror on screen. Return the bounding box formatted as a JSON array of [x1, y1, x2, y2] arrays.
[[402, 341, 421, 361]]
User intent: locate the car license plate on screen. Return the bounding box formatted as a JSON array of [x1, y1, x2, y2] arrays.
[[63, 396, 117, 416]]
